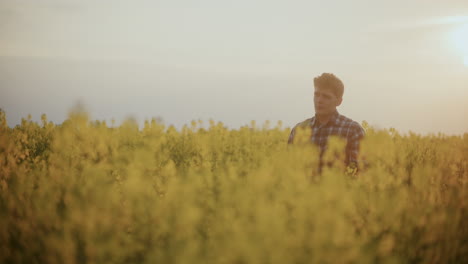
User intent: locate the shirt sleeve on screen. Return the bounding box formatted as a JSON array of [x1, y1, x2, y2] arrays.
[[288, 126, 296, 144], [346, 123, 366, 165]]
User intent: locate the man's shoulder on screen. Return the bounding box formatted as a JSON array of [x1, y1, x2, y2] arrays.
[[335, 114, 363, 129], [288, 117, 314, 144], [293, 117, 314, 130], [335, 114, 366, 138]]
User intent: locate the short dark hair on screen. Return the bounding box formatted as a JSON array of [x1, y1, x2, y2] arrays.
[[313, 73, 344, 98]]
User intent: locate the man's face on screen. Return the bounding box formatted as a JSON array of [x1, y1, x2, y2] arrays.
[[314, 87, 342, 116]]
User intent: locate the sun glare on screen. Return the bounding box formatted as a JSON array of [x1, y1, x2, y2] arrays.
[[451, 22, 468, 66]]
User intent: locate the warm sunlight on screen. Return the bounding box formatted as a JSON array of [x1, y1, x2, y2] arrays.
[[451, 22, 468, 66]]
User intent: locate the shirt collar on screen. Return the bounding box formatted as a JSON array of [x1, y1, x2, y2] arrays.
[[311, 110, 340, 127]]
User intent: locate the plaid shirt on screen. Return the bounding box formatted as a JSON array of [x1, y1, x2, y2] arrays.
[[288, 111, 365, 166]]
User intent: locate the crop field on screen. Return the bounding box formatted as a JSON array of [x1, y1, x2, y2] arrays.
[[0, 110, 467, 264]]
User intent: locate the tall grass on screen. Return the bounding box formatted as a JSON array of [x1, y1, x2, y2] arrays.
[[1, 110, 467, 264]]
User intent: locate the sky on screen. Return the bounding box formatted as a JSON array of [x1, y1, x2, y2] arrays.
[[1, 0, 467, 134]]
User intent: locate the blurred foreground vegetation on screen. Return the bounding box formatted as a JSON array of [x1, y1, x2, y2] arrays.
[[0, 110, 467, 264]]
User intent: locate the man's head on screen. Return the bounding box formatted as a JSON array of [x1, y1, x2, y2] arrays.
[[313, 73, 344, 116]]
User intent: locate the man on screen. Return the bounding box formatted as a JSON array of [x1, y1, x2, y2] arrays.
[[288, 73, 365, 171]]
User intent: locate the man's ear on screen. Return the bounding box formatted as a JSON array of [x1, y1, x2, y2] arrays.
[[336, 97, 343, 107]]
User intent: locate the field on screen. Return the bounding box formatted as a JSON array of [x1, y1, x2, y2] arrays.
[[0, 109, 467, 264]]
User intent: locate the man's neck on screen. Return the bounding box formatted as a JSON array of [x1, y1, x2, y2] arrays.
[[315, 111, 336, 125]]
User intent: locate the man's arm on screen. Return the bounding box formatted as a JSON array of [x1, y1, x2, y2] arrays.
[[346, 123, 366, 166], [288, 119, 314, 144], [287, 126, 296, 144]]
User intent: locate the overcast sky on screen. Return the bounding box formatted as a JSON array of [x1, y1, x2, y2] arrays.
[[1, 0, 467, 134]]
